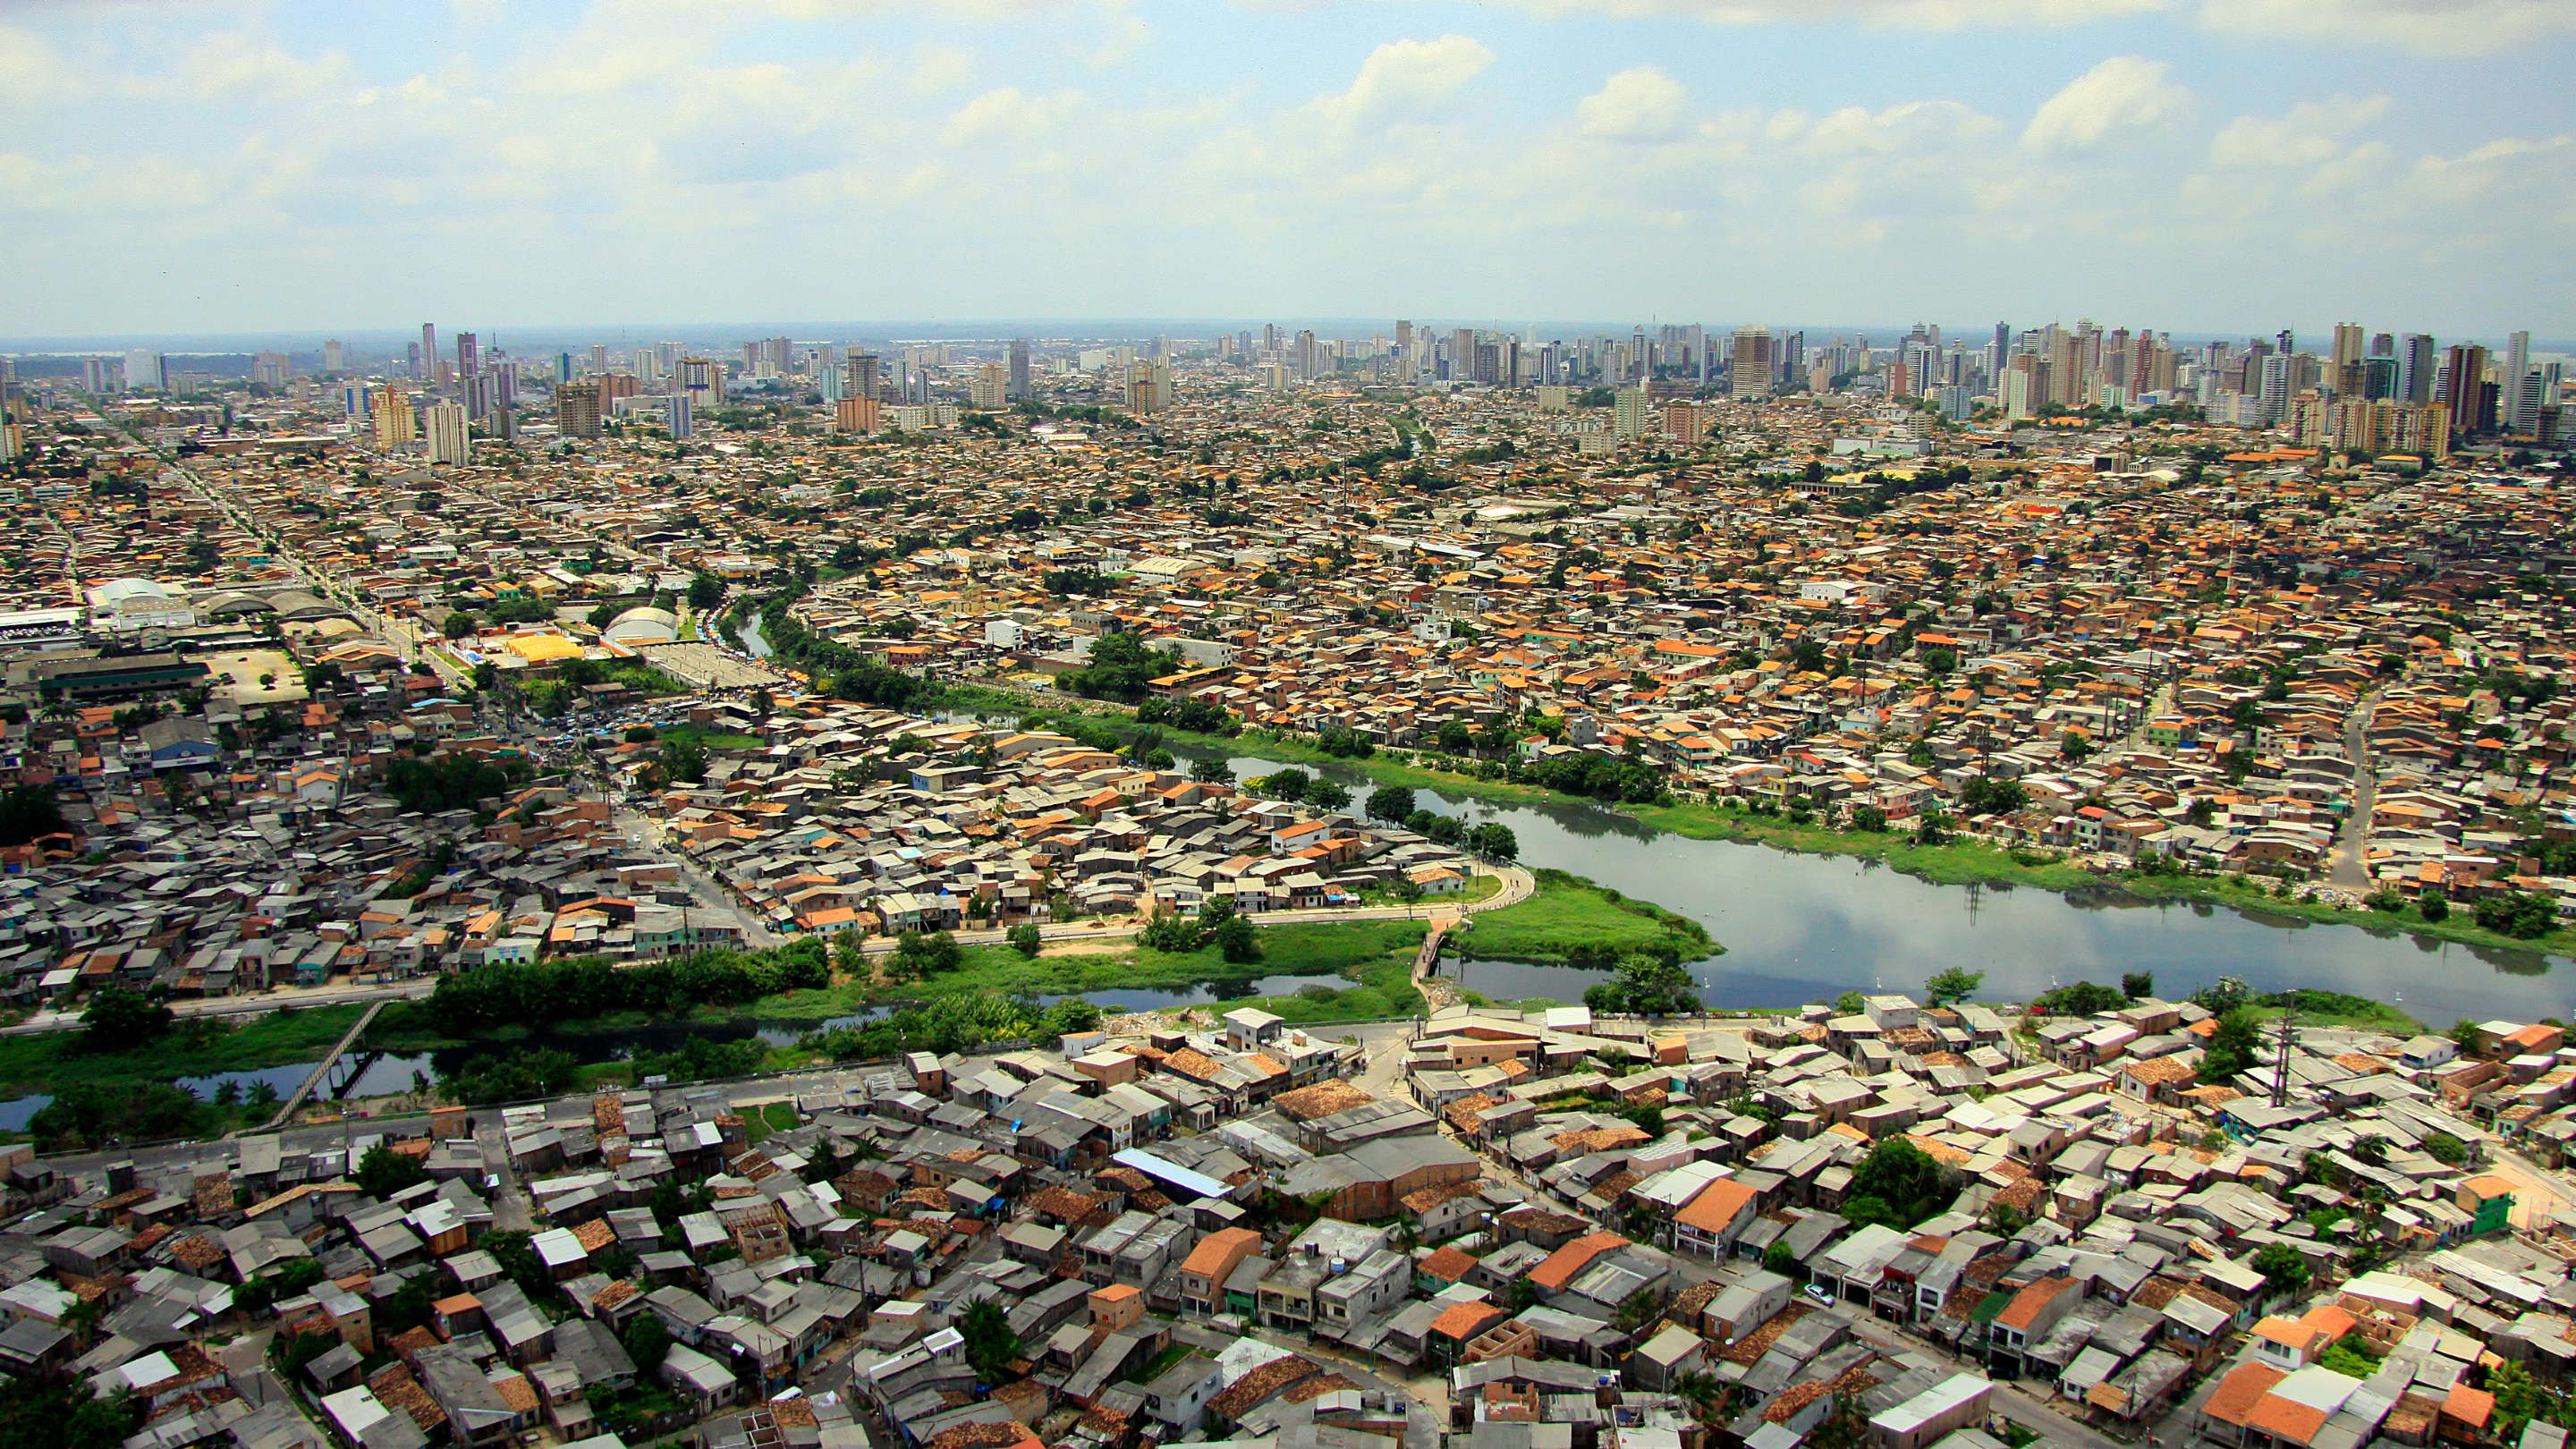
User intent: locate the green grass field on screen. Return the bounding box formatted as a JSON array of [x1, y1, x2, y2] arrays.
[[0, 1003, 370, 1100], [1464, 869, 1718, 965], [654, 725, 766, 751]]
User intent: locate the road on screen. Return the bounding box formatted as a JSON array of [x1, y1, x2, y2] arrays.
[[2328, 693, 2380, 890]]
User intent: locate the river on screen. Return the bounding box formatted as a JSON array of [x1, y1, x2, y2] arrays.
[[1193, 750, 2569, 1027]]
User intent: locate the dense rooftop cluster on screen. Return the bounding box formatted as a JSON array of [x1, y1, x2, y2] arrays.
[[6, 981, 2575, 1449]]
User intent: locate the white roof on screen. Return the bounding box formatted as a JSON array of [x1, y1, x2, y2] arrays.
[[118, 1351, 181, 1389], [530, 1226, 587, 1267]]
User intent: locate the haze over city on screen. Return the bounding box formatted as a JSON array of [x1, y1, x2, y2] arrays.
[[6, 12, 2576, 1449], [2, 0, 2572, 337]]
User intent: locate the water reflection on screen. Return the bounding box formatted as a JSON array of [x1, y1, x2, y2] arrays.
[[1194, 748, 2576, 1024]]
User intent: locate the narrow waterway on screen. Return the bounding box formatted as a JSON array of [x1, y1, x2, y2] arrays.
[[1198, 750, 2567, 1026]]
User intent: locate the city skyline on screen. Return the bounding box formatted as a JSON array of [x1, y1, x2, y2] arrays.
[[0, 0, 2569, 336]]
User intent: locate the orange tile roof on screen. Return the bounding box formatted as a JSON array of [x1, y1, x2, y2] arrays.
[[2203, 1363, 2290, 1428], [1529, 1232, 1628, 1292]]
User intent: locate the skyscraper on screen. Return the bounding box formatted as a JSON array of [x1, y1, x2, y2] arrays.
[[322, 339, 345, 376], [2439, 343, 2490, 438], [2398, 334, 2436, 405], [424, 402, 470, 465], [123, 350, 164, 392], [2504, 330, 2533, 431], [421, 323, 444, 385], [1125, 360, 1169, 413], [372, 386, 416, 447], [2331, 324, 2367, 397], [841, 354, 881, 403], [970, 362, 1008, 408], [1612, 386, 1650, 440], [555, 382, 603, 440], [1008, 338, 1031, 402], [1730, 328, 1772, 401], [457, 332, 479, 383], [589, 344, 610, 376]]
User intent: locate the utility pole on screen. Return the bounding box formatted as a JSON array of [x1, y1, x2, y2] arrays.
[[2268, 1008, 2299, 1108]]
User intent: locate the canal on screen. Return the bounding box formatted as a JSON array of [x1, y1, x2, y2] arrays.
[[1195, 750, 2570, 1027]]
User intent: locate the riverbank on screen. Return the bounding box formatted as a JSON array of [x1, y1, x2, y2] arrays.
[[374, 870, 1720, 1072], [2117, 873, 2576, 968], [0, 1004, 369, 1100], [971, 699, 2108, 895], [986, 701, 2575, 973]]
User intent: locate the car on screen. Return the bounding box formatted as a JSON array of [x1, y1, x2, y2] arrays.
[[1803, 1284, 1838, 1309]]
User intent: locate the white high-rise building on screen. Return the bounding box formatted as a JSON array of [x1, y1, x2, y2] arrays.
[[2504, 330, 2534, 431], [123, 350, 165, 392], [1612, 386, 1650, 440], [424, 402, 470, 465]]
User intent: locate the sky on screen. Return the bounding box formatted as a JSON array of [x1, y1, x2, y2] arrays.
[[0, 0, 2570, 344]]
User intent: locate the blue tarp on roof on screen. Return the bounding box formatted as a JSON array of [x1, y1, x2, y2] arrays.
[[1111, 1147, 1227, 1200]]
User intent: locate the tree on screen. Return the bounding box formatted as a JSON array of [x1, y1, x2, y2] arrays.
[[2202, 1006, 2266, 1082], [1923, 968, 1983, 1005], [2030, 980, 2125, 1016], [1848, 803, 1887, 833], [1204, 897, 1261, 962], [959, 1298, 1021, 1383], [2121, 971, 2154, 1000], [0, 784, 65, 847], [1762, 1239, 1798, 1276], [688, 572, 725, 610], [587, 603, 619, 630], [1366, 785, 1417, 823], [1255, 768, 1310, 801], [2475, 889, 2558, 939], [80, 985, 174, 1055], [1040, 998, 1102, 1038], [355, 1144, 429, 1200], [1006, 923, 1043, 959], [1305, 778, 1351, 812], [1843, 1139, 1952, 1231], [1188, 756, 1234, 785], [2250, 1242, 2311, 1297], [2194, 975, 2253, 1013], [1467, 822, 1519, 860], [0, 1378, 145, 1449], [440, 612, 476, 639], [2450, 1018, 2485, 1053], [1583, 954, 1699, 1016], [2423, 1131, 2469, 1166], [619, 1309, 670, 1372]]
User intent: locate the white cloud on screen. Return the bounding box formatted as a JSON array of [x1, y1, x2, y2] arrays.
[[1576, 66, 1686, 140], [944, 85, 1081, 145], [1089, 13, 1149, 68], [2193, 0, 2576, 56], [166, 32, 352, 101], [2208, 94, 2388, 168], [2022, 55, 2186, 154], [1460, 0, 2175, 30], [1309, 34, 1494, 131], [1297, 0, 2572, 53]]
